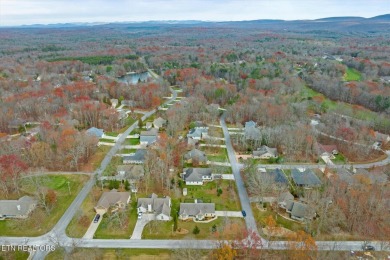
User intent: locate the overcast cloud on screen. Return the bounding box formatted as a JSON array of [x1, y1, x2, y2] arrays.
[[0, 0, 389, 26]]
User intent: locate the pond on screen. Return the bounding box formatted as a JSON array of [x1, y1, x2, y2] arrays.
[[117, 71, 150, 84]]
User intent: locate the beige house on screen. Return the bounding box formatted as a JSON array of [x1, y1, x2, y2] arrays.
[[0, 196, 37, 220], [94, 190, 131, 215], [179, 203, 216, 221]]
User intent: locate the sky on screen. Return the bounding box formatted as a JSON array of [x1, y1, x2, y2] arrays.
[[0, 0, 389, 26]]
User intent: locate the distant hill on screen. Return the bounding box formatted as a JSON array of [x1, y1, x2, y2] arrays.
[[3, 14, 390, 33]]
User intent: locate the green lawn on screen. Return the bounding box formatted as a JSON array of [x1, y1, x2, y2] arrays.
[[94, 200, 138, 239], [124, 138, 140, 145], [0, 250, 29, 260], [332, 153, 346, 164], [0, 175, 89, 236], [118, 148, 137, 154], [182, 180, 240, 211], [104, 132, 119, 137], [344, 68, 362, 81], [66, 187, 102, 238], [99, 138, 116, 143], [143, 217, 245, 240], [205, 148, 229, 162]]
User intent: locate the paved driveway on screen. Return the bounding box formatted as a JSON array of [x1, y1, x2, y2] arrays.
[[130, 214, 155, 239], [215, 211, 243, 217], [83, 214, 103, 239]]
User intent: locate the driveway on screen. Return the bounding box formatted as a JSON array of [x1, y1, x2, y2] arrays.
[[215, 211, 243, 217], [83, 214, 103, 239], [130, 214, 155, 239]]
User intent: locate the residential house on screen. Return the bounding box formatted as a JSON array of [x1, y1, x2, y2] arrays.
[[184, 149, 208, 165], [291, 168, 322, 188], [121, 100, 136, 107], [277, 191, 294, 209], [137, 193, 171, 221], [187, 137, 199, 146], [374, 131, 390, 144], [0, 196, 37, 220], [244, 121, 260, 140], [318, 144, 338, 159], [145, 122, 153, 130], [187, 128, 208, 140], [182, 168, 213, 185], [253, 145, 278, 159], [286, 201, 315, 222], [117, 165, 144, 181], [110, 99, 118, 108], [123, 149, 147, 164], [262, 169, 288, 189], [94, 190, 131, 215], [179, 203, 216, 221], [153, 117, 167, 129], [140, 128, 158, 145], [86, 127, 104, 138]]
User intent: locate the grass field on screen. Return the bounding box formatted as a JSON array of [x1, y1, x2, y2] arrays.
[[66, 187, 102, 238], [82, 145, 111, 172], [204, 147, 229, 162], [118, 148, 137, 154], [344, 68, 362, 81], [94, 200, 138, 239], [0, 175, 89, 236], [99, 138, 116, 143], [0, 250, 29, 260], [143, 217, 245, 240], [104, 132, 119, 137], [124, 138, 140, 145]]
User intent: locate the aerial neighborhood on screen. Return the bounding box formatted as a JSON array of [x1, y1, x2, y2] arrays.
[[0, 5, 389, 259]]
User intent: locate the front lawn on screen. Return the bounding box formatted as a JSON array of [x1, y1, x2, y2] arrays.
[[99, 138, 116, 143], [124, 138, 140, 145], [182, 180, 240, 211], [94, 200, 138, 239], [0, 174, 89, 236], [143, 217, 245, 240], [332, 153, 346, 164], [66, 187, 102, 238], [118, 148, 137, 154], [205, 147, 229, 162], [104, 132, 119, 137]]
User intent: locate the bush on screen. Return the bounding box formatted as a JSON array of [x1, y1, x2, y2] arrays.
[[193, 225, 200, 235], [217, 188, 223, 196]]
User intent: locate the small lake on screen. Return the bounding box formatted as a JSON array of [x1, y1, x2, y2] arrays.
[[117, 71, 150, 84]]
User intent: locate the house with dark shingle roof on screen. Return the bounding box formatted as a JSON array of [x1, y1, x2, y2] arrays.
[[187, 128, 208, 140], [0, 196, 37, 220], [182, 168, 213, 185], [278, 191, 294, 209], [179, 203, 216, 221], [140, 128, 158, 145], [123, 149, 147, 164], [137, 193, 171, 221], [291, 168, 322, 188], [184, 149, 208, 165], [286, 201, 315, 222], [334, 168, 355, 185]]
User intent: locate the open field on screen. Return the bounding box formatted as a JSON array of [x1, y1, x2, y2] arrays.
[[0, 175, 89, 236], [344, 68, 362, 81]]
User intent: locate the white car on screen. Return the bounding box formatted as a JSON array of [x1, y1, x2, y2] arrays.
[[137, 212, 142, 219]]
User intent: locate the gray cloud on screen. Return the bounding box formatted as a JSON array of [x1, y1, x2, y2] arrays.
[[0, 0, 388, 26]]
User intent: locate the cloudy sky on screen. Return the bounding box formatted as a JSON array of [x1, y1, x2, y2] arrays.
[[1, 0, 389, 26]]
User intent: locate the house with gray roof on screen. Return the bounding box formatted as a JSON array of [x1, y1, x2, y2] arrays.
[[354, 169, 388, 184], [182, 168, 213, 185], [0, 196, 37, 220], [86, 127, 104, 138], [153, 117, 167, 129], [334, 168, 355, 185], [286, 201, 315, 222], [291, 168, 322, 188], [253, 146, 278, 159], [179, 203, 216, 221], [117, 165, 144, 180], [245, 121, 260, 140], [140, 128, 158, 145], [184, 149, 208, 165], [278, 191, 294, 209], [94, 190, 131, 214], [137, 193, 171, 221], [187, 128, 208, 140], [123, 149, 147, 164]]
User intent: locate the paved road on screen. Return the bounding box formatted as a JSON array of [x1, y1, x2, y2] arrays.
[[220, 114, 260, 239]]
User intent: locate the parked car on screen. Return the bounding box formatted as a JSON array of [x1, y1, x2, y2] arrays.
[[362, 245, 375, 251], [242, 210, 246, 217], [93, 214, 100, 223], [138, 212, 143, 219]]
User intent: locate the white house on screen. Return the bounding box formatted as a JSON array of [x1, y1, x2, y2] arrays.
[[182, 168, 213, 185], [137, 193, 171, 221]]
